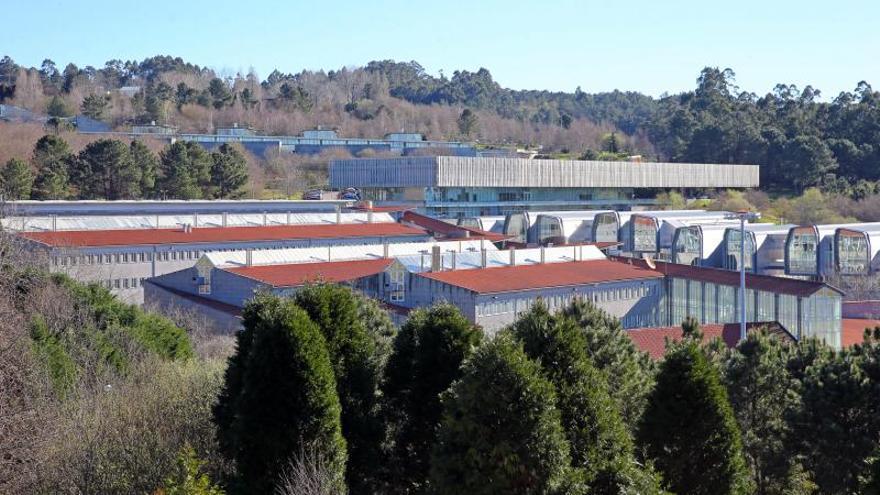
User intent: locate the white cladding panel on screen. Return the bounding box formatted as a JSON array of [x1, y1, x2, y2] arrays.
[[330, 157, 759, 188]]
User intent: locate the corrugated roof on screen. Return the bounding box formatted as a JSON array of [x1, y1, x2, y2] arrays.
[[627, 322, 794, 359], [616, 257, 841, 297], [4, 212, 394, 232], [395, 245, 608, 273], [401, 211, 508, 241], [226, 258, 393, 287], [841, 319, 880, 347], [202, 239, 498, 268], [419, 259, 662, 294], [21, 222, 427, 248]]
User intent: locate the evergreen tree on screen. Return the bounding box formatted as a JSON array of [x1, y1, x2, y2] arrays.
[[0, 158, 34, 199], [429, 335, 573, 495], [73, 139, 139, 199], [793, 331, 880, 494], [561, 298, 655, 426], [210, 143, 248, 199], [382, 303, 482, 493], [31, 134, 72, 199], [80, 93, 110, 120], [157, 141, 211, 199], [292, 284, 385, 494], [130, 140, 158, 197], [639, 338, 752, 495], [510, 302, 663, 493], [724, 330, 799, 495], [46, 95, 71, 117], [456, 108, 479, 138], [213, 294, 346, 495]]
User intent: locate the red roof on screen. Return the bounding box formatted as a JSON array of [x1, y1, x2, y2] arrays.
[[20, 223, 427, 248], [615, 257, 839, 298], [401, 211, 507, 242], [226, 258, 393, 287], [627, 322, 794, 359], [842, 319, 880, 347], [419, 259, 663, 294]]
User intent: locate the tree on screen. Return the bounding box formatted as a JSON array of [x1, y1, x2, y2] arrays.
[[157, 141, 212, 199], [31, 135, 72, 200], [130, 140, 158, 197], [159, 445, 225, 495], [213, 294, 346, 495], [292, 284, 384, 494], [560, 298, 655, 427], [724, 331, 800, 495], [80, 93, 110, 120], [456, 108, 479, 138], [73, 139, 140, 199], [209, 143, 248, 199], [46, 95, 71, 118], [382, 303, 483, 493], [429, 335, 573, 495], [208, 78, 233, 109], [510, 302, 663, 493], [639, 338, 752, 495], [0, 158, 34, 200]]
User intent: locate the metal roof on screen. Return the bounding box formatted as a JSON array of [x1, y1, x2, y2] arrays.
[[20, 222, 427, 248], [395, 245, 607, 274], [330, 156, 760, 189], [3, 212, 395, 232], [419, 259, 663, 294], [202, 240, 498, 268], [226, 258, 394, 288]]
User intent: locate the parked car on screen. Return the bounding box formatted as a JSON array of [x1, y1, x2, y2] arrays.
[[303, 189, 323, 200], [339, 187, 361, 200]]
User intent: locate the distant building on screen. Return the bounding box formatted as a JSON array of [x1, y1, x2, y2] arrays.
[[330, 156, 761, 217]]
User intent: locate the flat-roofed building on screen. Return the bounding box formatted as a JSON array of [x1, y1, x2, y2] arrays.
[[329, 156, 760, 216], [2, 199, 355, 217], [18, 221, 431, 304]]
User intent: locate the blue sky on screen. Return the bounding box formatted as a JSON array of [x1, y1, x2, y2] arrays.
[[1, 0, 877, 98]]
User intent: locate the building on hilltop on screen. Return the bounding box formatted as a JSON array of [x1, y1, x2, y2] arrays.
[[329, 156, 760, 217]]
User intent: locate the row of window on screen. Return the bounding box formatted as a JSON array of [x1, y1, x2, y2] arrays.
[[100, 277, 147, 290], [53, 250, 203, 266], [475, 284, 656, 318]]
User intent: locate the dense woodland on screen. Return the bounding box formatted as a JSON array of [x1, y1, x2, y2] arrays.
[[3, 55, 880, 195], [4, 229, 880, 494]]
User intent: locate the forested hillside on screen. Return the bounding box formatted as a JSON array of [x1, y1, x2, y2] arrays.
[[2, 55, 880, 194]]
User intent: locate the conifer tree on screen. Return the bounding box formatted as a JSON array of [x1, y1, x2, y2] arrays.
[[292, 284, 384, 494], [31, 134, 72, 199], [430, 335, 573, 495], [639, 339, 752, 495], [724, 330, 799, 495], [561, 298, 655, 426], [0, 158, 34, 199], [382, 303, 482, 493], [213, 294, 346, 494]]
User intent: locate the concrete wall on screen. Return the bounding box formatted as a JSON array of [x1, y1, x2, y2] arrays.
[[144, 282, 241, 333]]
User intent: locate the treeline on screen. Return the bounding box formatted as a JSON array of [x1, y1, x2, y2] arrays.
[[216, 289, 880, 494], [0, 135, 248, 200]]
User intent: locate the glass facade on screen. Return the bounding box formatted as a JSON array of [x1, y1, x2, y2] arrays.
[[724, 229, 757, 271], [836, 229, 870, 275], [535, 216, 566, 246], [504, 213, 529, 244], [631, 216, 659, 253], [593, 213, 620, 243], [786, 227, 819, 275], [672, 226, 702, 265]]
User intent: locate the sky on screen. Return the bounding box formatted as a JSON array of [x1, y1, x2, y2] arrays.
[[1, 0, 878, 98]]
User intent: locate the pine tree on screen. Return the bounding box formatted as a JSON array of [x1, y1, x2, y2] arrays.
[[0, 158, 34, 199], [429, 335, 573, 495], [130, 140, 158, 197], [213, 294, 346, 495], [510, 302, 664, 493], [80, 93, 110, 120], [561, 298, 655, 426], [73, 139, 139, 199], [157, 141, 211, 199], [724, 330, 799, 495], [292, 284, 385, 494], [31, 134, 72, 199], [639, 339, 752, 495], [382, 303, 483, 493], [209, 143, 248, 199]]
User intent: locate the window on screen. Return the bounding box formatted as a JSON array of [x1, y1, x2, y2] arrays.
[[104, 254, 111, 264], [123, 279, 130, 289], [113, 279, 121, 289], [388, 268, 406, 303]]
